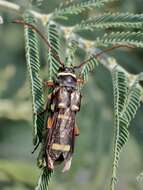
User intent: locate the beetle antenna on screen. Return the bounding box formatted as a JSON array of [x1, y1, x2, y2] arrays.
[[74, 45, 135, 69], [12, 19, 64, 66]]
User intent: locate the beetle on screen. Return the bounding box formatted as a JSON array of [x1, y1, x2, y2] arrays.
[[13, 19, 133, 172], [42, 67, 82, 172]]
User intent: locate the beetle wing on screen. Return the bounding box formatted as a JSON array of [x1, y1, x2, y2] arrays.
[[44, 109, 76, 170]]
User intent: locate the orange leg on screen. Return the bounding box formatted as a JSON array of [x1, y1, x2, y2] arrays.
[[43, 80, 55, 88], [47, 116, 54, 129], [77, 78, 84, 85], [74, 126, 80, 136]]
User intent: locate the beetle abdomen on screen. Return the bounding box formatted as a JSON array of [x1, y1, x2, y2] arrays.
[[46, 108, 75, 170]]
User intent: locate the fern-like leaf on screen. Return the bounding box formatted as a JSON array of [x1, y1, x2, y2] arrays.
[[24, 12, 44, 145], [53, 0, 116, 20], [81, 54, 99, 81], [111, 67, 142, 190], [74, 13, 143, 31], [65, 40, 78, 67], [35, 168, 52, 190], [46, 23, 61, 80], [94, 31, 143, 47], [111, 67, 129, 189], [112, 66, 128, 113], [58, 0, 76, 10]]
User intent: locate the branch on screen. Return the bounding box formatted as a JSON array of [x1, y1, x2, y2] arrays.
[[0, 0, 20, 13], [0, 0, 48, 21]]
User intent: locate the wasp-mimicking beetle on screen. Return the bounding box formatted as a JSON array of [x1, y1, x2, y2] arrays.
[[13, 19, 133, 172], [43, 67, 82, 172]]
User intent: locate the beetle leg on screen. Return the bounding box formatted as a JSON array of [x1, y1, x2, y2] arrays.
[[43, 80, 55, 87], [77, 78, 84, 85], [47, 116, 54, 129], [74, 126, 80, 136]]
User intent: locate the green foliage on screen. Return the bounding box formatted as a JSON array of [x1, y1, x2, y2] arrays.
[[94, 31, 143, 47], [74, 13, 143, 31], [52, 0, 116, 20], [111, 66, 142, 190], [81, 54, 99, 82], [2, 0, 143, 190], [46, 23, 61, 80], [22, 0, 143, 189], [35, 168, 52, 190], [112, 67, 128, 114], [24, 12, 44, 145], [65, 40, 78, 67]]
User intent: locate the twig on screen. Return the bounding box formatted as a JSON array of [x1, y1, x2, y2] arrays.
[[0, 0, 46, 20]]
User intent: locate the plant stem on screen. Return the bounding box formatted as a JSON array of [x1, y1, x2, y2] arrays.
[[0, 0, 44, 20]]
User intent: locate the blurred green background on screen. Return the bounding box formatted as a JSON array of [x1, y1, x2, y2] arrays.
[[0, 0, 143, 190]]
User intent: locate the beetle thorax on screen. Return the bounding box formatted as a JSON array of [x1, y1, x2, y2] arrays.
[[57, 70, 77, 89]]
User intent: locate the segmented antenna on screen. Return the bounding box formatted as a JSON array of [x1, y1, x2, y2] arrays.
[[74, 45, 135, 69], [12, 19, 64, 66]]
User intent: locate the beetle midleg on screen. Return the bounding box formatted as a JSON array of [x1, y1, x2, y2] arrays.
[[47, 116, 54, 128], [77, 78, 84, 84], [74, 126, 80, 136]]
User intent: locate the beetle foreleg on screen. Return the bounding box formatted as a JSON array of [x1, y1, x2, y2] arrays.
[[43, 80, 55, 88]]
